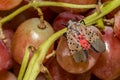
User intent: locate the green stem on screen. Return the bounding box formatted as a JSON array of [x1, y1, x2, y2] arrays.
[[18, 46, 30, 80], [0, 1, 96, 24], [0, 3, 32, 24], [84, 0, 120, 25], [31, 1, 96, 9], [0, 24, 5, 40], [97, 18, 105, 30], [22, 46, 42, 80], [95, 0, 105, 30], [23, 28, 67, 80]]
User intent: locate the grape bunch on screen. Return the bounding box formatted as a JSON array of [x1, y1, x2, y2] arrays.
[[0, 0, 120, 80]]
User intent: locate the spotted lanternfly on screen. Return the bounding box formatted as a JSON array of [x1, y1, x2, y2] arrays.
[[66, 20, 106, 63]]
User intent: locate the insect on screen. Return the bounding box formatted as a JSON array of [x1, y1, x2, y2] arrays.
[[66, 20, 106, 63]]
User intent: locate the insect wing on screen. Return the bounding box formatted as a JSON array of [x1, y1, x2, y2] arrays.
[[66, 22, 88, 62], [75, 23, 106, 53], [67, 31, 88, 62], [72, 50, 88, 62], [85, 27, 106, 53], [90, 38, 106, 53]]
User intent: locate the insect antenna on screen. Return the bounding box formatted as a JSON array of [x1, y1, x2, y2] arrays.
[[79, 19, 86, 25]]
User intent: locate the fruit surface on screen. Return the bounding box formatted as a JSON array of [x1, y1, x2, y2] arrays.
[[114, 10, 120, 39], [0, 0, 22, 10], [0, 39, 12, 71], [11, 18, 54, 64], [0, 71, 17, 80], [92, 27, 120, 80], [52, 11, 84, 32], [45, 57, 91, 80], [56, 36, 100, 74]]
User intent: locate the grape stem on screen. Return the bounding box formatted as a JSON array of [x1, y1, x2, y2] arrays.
[[18, 46, 30, 80], [96, 0, 105, 30], [84, 0, 120, 25], [23, 28, 67, 80], [0, 1, 96, 24]]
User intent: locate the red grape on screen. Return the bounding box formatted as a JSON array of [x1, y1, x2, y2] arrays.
[[3, 28, 14, 54], [0, 0, 22, 10], [2, 8, 39, 31], [11, 18, 54, 64], [52, 11, 84, 32], [56, 36, 100, 74], [45, 57, 91, 80], [0, 71, 17, 80], [92, 27, 120, 80], [0, 39, 12, 71], [114, 10, 120, 39], [41, 7, 58, 24]]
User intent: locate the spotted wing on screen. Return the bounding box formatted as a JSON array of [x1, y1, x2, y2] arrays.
[[90, 38, 106, 53], [84, 26, 106, 53], [74, 22, 106, 53], [66, 22, 88, 62]]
